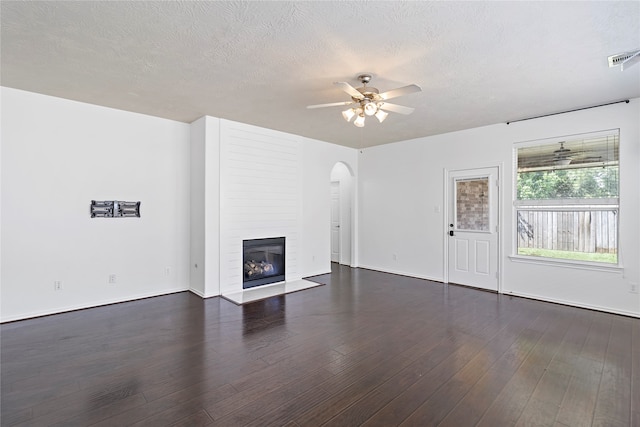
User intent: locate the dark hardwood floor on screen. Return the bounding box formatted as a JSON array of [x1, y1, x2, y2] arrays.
[[2, 264, 639, 426]]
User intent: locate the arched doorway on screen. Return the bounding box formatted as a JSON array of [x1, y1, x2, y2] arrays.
[[330, 162, 355, 266]]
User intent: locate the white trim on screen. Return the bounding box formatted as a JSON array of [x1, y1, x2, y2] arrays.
[[443, 167, 449, 284], [504, 290, 639, 319], [303, 269, 332, 278], [497, 162, 504, 294], [509, 254, 623, 273], [189, 287, 206, 298], [444, 164, 502, 291], [1, 287, 189, 323], [512, 129, 621, 272], [357, 264, 443, 283], [514, 200, 619, 207]]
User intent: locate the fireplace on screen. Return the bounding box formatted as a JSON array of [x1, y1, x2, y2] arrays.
[[243, 237, 285, 289]]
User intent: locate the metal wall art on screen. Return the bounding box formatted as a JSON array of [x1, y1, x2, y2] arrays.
[[90, 200, 141, 218]]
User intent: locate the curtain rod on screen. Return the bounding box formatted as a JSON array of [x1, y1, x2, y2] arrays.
[[506, 99, 630, 125]]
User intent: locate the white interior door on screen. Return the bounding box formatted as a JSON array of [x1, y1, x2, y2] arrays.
[[447, 167, 499, 291], [330, 182, 340, 263]]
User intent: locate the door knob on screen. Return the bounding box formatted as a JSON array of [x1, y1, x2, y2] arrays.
[[449, 230, 454, 236]]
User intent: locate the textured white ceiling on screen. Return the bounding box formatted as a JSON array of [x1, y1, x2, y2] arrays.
[[2, 1, 639, 148]]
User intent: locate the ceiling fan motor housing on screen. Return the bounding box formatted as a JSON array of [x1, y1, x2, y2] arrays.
[[353, 75, 379, 101]]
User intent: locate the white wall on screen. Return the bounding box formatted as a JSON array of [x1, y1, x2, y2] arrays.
[[359, 98, 640, 317], [11, 85, 632, 319], [1, 88, 358, 319], [303, 140, 358, 276], [189, 116, 220, 297], [1, 87, 191, 322], [359, 139, 446, 280], [190, 117, 206, 296]]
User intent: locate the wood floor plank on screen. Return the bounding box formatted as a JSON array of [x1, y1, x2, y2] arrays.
[[475, 308, 576, 427], [592, 316, 634, 427], [433, 307, 553, 426], [399, 302, 558, 426], [208, 368, 333, 425], [168, 409, 213, 427], [358, 331, 493, 426], [514, 311, 592, 426], [91, 383, 237, 427], [554, 314, 611, 427], [17, 393, 148, 427], [342, 332, 468, 425], [632, 320, 640, 427], [294, 337, 449, 427], [1, 264, 638, 427]]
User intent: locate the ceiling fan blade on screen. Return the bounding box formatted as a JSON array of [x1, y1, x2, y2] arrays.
[[334, 82, 365, 100], [379, 103, 415, 115], [306, 101, 355, 109], [378, 84, 422, 101]]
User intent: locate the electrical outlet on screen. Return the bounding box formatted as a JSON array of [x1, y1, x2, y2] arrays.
[[165, 267, 171, 276], [393, 254, 397, 261], [54, 281, 62, 291], [630, 283, 639, 294], [108, 274, 117, 284]]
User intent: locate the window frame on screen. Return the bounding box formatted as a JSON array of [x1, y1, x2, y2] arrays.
[[511, 129, 622, 271]]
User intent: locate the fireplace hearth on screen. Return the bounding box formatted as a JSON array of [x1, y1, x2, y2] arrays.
[[243, 237, 285, 289]]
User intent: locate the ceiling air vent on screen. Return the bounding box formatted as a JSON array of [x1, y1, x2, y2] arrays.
[[608, 49, 640, 70]]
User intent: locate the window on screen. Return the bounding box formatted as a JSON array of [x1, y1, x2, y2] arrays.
[[514, 130, 619, 265], [456, 178, 489, 231]]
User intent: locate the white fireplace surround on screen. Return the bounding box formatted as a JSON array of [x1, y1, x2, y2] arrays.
[[189, 116, 358, 298]]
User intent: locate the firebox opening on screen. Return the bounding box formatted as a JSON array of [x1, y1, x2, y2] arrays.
[[243, 237, 285, 289]]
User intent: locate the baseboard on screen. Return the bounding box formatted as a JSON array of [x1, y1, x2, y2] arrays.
[[303, 269, 332, 278], [188, 287, 206, 298], [356, 266, 638, 318], [357, 264, 443, 283], [188, 288, 221, 299], [504, 290, 640, 319], [1, 287, 189, 323]]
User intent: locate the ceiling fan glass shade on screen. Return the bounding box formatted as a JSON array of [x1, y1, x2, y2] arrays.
[[363, 101, 377, 116], [554, 158, 572, 166], [375, 109, 388, 123], [354, 114, 365, 127], [342, 108, 356, 122]]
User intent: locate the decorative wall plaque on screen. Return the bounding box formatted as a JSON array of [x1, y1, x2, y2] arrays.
[[91, 200, 140, 218]]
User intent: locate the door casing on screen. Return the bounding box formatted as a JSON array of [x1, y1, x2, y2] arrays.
[[443, 165, 502, 292]]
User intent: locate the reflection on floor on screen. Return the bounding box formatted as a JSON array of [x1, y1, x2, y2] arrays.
[[222, 279, 323, 305]]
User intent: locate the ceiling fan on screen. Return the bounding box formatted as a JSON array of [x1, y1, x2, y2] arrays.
[[521, 142, 605, 169], [307, 74, 422, 127], [553, 142, 573, 165], [550, 142, 606, 166]]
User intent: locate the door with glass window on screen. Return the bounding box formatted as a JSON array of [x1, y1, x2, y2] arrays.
[[447, 167, 499, 291]]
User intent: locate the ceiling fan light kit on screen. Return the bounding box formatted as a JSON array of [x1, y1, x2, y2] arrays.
[[341, 109, 356, 122], [308, 74, 422, 127], [375, 109, 388, 123]]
